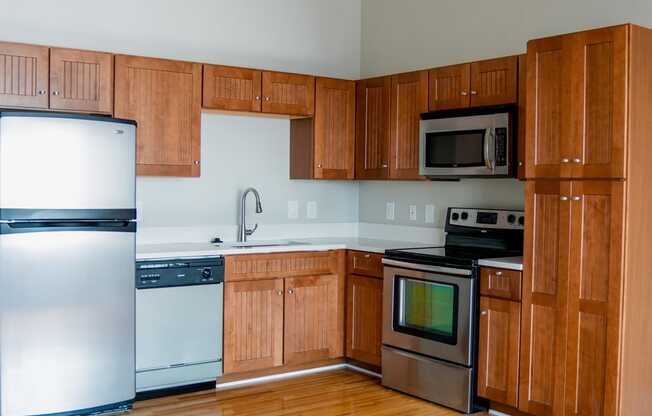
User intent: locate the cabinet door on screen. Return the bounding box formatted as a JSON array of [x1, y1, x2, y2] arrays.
[[314, 77, 355, 179], [346, 274, 382, 367], [428, 63, 470, 111], [525, 36, 572, 179], [470, 56, 518, 107], [262, 71, 315, 116], [389, 71, 428, 180], [477, 296, 521, 408], [563, 181, 624, 416], [223, 279, 284, 374], [114, 55, 202, 177], [284, 274, 341, 365], [567, 26, 627, 179], [519, 180, 571, 416], [49, 48, 113, 114], [355, 77, 391, 179], [0, 42, 49, 109], [202, 65, 262, 112]]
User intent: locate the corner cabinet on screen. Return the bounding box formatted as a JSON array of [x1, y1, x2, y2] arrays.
[[114, 55, 202, 177]]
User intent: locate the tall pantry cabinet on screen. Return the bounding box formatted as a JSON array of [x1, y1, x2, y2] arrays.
[[520, 24, 652, 416]]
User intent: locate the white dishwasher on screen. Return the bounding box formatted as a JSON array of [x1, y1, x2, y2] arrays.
[[135, 257, 224, 393]]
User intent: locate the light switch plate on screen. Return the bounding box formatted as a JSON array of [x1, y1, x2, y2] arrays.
[[409, 205, 417, 221], [425, 204, 436, 224], [307, 201, 317, 219], [288, 200, 299, 219], [386, 202, 395, 221]]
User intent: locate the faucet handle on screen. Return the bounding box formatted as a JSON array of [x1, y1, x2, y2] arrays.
[[245, 223, 258, 236]]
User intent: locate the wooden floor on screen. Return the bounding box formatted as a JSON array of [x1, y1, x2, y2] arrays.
[[132, 369, 485, 415]]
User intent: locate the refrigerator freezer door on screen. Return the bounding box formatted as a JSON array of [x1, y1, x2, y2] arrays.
[[0, 227, 135, 415], [0, 113, 136, 220]]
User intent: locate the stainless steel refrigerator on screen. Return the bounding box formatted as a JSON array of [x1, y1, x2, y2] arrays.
[[0, 112, 137, 416]]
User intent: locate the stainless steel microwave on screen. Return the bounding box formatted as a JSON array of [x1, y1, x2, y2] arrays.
[[419, 105, 516, 178]]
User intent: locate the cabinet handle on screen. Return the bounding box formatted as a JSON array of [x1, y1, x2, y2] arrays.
[[265, 96, 271, 101], [460, 91, 468, 96], [317, 164, 322, 168], [573, 158, 582, 164], [276, 289, 283, 296], [194, 160, 200, 165], [382, 164, 388, 168], [481, 310, 488, 316], [572, 196, 582, 201], [52, 91, 60, 96], [255, 95, 261, 100], [561, 158, 570, 163], [518, 161, 523, 167], [38, 90, 47, 95], [495, 271, 503, 276], [560, 196, 569, 201], [287, 289, 294, 295], [470, 90, 478, 95]]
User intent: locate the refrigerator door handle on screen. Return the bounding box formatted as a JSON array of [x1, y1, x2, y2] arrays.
[[1, 221, 136, 234]]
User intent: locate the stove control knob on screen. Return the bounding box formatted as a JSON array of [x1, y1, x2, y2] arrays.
[[507, 214, 516, 224], [518, 216, 525, 226], [201, 268, 212, 279], [461, 212, 469, 221], [451, 212, 460, 221]]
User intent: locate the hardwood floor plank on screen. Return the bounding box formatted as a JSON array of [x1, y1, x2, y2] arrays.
[[131, 369, 478, 416]]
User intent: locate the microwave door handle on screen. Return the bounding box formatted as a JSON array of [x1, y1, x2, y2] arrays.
[[484, 128, 496, 171]]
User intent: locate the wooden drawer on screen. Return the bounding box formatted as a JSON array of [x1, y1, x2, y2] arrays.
[[225, 251, 340, 282], [347, 250, 383, 278], [480, 267, 522, 301]]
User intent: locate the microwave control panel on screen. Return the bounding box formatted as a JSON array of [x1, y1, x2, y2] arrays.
[[495, 127, 507, 166]]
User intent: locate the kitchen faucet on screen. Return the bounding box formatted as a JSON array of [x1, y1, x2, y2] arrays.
[[238, 187, 263, 242]]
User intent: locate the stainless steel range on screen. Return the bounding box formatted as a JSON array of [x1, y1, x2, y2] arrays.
[[381, 207, 524, 414]]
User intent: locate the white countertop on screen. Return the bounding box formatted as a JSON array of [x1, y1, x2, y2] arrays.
[[477, 256, 523, 271], [136, 238, 434, 260]]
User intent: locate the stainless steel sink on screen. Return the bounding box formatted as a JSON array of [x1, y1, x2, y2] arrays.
[[225, 240, 304, 249]]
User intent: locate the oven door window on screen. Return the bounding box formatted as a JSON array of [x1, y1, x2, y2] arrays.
[[425, 129, 486, 168], [393, 276, 458, 345]]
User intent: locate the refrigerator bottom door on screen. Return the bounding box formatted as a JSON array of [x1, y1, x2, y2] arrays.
[[0, 229, 135, 416]]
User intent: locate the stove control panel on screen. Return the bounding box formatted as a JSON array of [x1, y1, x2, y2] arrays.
[[448, 208, 524, 230]]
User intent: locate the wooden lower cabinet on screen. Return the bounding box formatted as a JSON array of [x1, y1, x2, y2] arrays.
[[223, 279, 284, 373], [284, 274, 342, 365], [477, 296, 521, 408], [345, 274, 382, 366]]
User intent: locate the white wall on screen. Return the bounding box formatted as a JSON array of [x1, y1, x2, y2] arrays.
[[0, 0, 362, 240]]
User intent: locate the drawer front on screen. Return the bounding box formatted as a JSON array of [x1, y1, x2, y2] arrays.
[[480, 267, 522, 301], [347, 250, 383, 278], [225, 251, 339, 282]]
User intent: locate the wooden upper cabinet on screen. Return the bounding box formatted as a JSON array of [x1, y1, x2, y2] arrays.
[[314, 77, 355, 179], [202, 65, 262, 112], [478, 296, 521, 408], [356, 76, 391, 179], [346, 274, 382, 367], [428, 63, 470, 111], [520, 180, 570, 416], [284, 274, 341, 365], [49, 48, 113, 114], [223, 279, 284, 374], [262, 71, 315, 116], [389, 71, 428, 179], [114, 55, 202, 177], [526, 25, 627, 179], [0, 42, 49, 109], [470, 56, 518, 107], [563, 180, 624, 416]]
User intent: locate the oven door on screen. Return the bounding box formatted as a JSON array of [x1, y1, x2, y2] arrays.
[[383, 262, 475, 366], [419, 111, 510, 177]]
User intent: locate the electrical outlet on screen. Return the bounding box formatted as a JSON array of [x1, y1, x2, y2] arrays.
[[425, 204, 436, 224], [306, 201, 317, 219], [386, 202, 395, 221], [288, 200, 299, 219], [409, 205, 417, 221]]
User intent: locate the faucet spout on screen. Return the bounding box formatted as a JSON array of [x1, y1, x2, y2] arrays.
[[239, 188, 263, 242]]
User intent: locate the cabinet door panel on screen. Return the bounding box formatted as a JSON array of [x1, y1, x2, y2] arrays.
[[428, 63, 470, 111], [564, 181, 624, 416], [520, 180, 571, 415], [568, 26, 627, 179], [202, 65, 262, 112], [114, 55, 202, 177], [470, 56, 518, 107], [346, 274, 382, 367], [262, 71, 315, 116], [49, 48, 113, 114], [517, 54, 527, 179], [389, 71, 427, 179], [355, 77, 391, 179], [223, 279, 284, 374], [477, 297, 520, 408], [0, 42, 49, 109], [314, 77, 355, 179], [284, 275, 340, 365]]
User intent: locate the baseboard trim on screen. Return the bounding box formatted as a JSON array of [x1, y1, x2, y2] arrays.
[[215, 363, 380, 391]]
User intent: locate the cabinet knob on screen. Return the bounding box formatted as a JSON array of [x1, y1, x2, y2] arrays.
[[52, 91, 60, 96], [481, 310, 488, 316], [317, 164, 322, 168], [495, 271, 503, 276], [276, 289, 283, 296], [460, 91, 468, 96], [470, 90, 478, 95], [38, 90, 47, 95], [518, 161, 523, 167], [255, 95, 261, 100], [572, 196, 582, 201], [265, 96, 271, 101], [561, 158, 570, 163], [364, 254, 371, 258], [382, 164, 388, 168], [560, 196, 569, 201], [287, 288, 294, 295], [573, 158, 582, 164], [194, 160, 200, 165]]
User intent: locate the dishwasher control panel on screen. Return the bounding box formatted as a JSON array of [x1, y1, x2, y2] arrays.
[[136, 257, 224, 289]]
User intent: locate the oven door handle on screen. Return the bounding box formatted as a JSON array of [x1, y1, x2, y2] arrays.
[[382, 258, 472, 276], [484, 128, 496, 171]]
